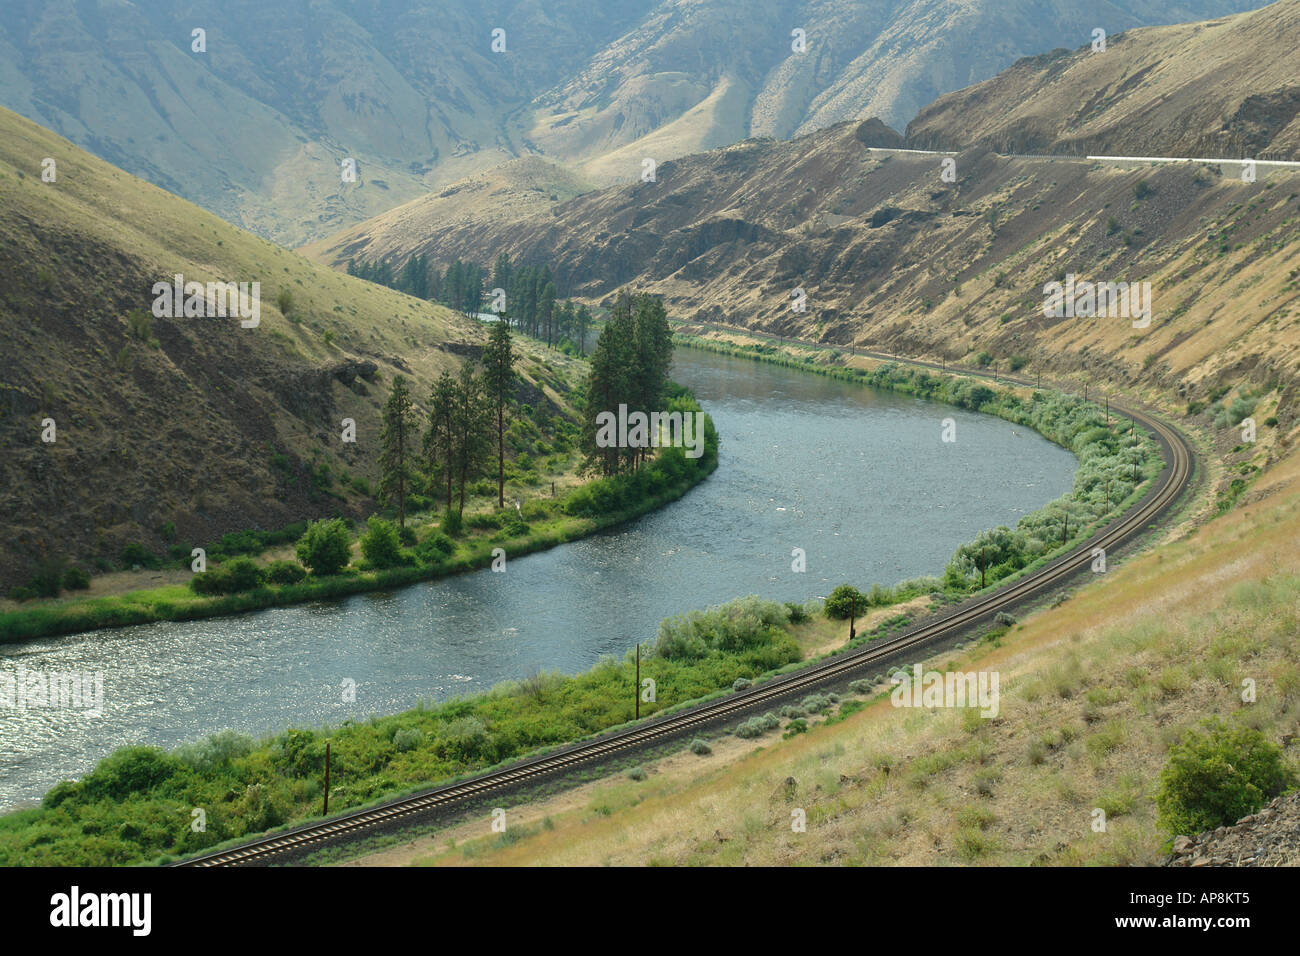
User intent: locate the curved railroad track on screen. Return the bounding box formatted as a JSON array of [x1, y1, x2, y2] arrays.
[[176, 349, 1195, 867]]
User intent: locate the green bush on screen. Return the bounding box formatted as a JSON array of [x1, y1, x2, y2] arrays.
[[824, 584, 867, 619], [29, 556, 67, 598], [415, 532, 456, 564], [295, 518, 352, 576], [359, 516, 404, 569], [62, 566, 91, 590], [393, 727, 424, 753], [265, 560, 307, 586], [190, 557, 266, 595], [1156, 721, 1294, 836], [121, 542, 159, 570], [441, 507, 464, 538], [689, 738, 712, 756], [76, 747, 182, 804]]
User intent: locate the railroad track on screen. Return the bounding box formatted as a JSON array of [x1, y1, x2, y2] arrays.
[[177, 349, 1195, 867]]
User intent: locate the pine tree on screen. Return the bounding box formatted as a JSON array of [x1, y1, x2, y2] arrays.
[[481, 321, 516, 508], [424, 371, 458, 509], [379, 375, 420, 528], [452, 363, 491, 516]]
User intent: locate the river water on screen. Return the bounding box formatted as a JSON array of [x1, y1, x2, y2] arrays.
[[0, 348, 1075, 809]]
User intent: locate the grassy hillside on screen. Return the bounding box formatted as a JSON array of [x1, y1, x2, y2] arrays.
[[0, 105, 572, 593]]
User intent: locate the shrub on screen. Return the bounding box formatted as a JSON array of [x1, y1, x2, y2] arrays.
[[627, 766, 647, 781], [265, 560, 307, 586], [173, 730, 256, 771], [732, 677, 753, 692], [824, 584, 867, 620], [30, 556, 67, 598], [393, 727, 424, 753], [801, 693, 832, 714], [121, 542, 159, 569], [994, 611, 1017, 627], [295, 518, 352, 576], [735, 712, 781, 739], [190, 557, 266, 595], [441, 507, 464, 538], [1156, 721, 1294, 836], [415, 531, 456, 564], [689, 738, 712, 756], [848, 679, 874, 694], [784, 601, 809, 623], [76, 747, 181, 803], [359, 516, 404, 569]]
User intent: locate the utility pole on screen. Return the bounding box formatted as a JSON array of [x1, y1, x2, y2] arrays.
[[848, 595, 857, 642], [635, 644, 640, 719], [323, 742, 331, 816], [1106, 396, 1109, 424]]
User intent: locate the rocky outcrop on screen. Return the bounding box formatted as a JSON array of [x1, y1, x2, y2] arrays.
[[1165, 791, 1300, 867]]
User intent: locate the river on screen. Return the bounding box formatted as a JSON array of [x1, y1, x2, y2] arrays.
[[0, 347, 1076, 809]]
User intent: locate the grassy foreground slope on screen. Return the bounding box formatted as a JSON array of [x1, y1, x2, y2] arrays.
[[0, 105, 570, 593]]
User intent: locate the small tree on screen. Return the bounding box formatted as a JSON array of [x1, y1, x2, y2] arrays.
[[359, 516, 404, 569], [824, 584, 867, 620], [295, 518, 352, 576]]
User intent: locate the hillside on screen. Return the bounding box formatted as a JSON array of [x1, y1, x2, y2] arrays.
[[0, 105, 537, 593], [0, 0, 1266, 244], [906, 0, 1300, 160], [308, 118, 1300, 423]]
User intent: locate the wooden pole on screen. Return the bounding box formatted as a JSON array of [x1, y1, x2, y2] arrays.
[[635, 644, 640, 719], [323, 742, 331, 816], [848, 596, 857, 642]]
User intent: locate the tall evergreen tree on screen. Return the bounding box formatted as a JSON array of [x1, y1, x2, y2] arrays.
[[378, 375, 420, 528], [481, 320, 516, 508], [424, 371, 458, 509], [451, 363, 491, 516]]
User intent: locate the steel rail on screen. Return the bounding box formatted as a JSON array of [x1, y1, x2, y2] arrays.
[[176, 354, 1194, 867]]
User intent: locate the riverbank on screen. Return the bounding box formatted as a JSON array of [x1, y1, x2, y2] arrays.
[[0, 391, 718, 645]]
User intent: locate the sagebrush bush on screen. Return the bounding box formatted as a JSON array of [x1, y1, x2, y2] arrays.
[[1156, 721, 1294, 836]]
